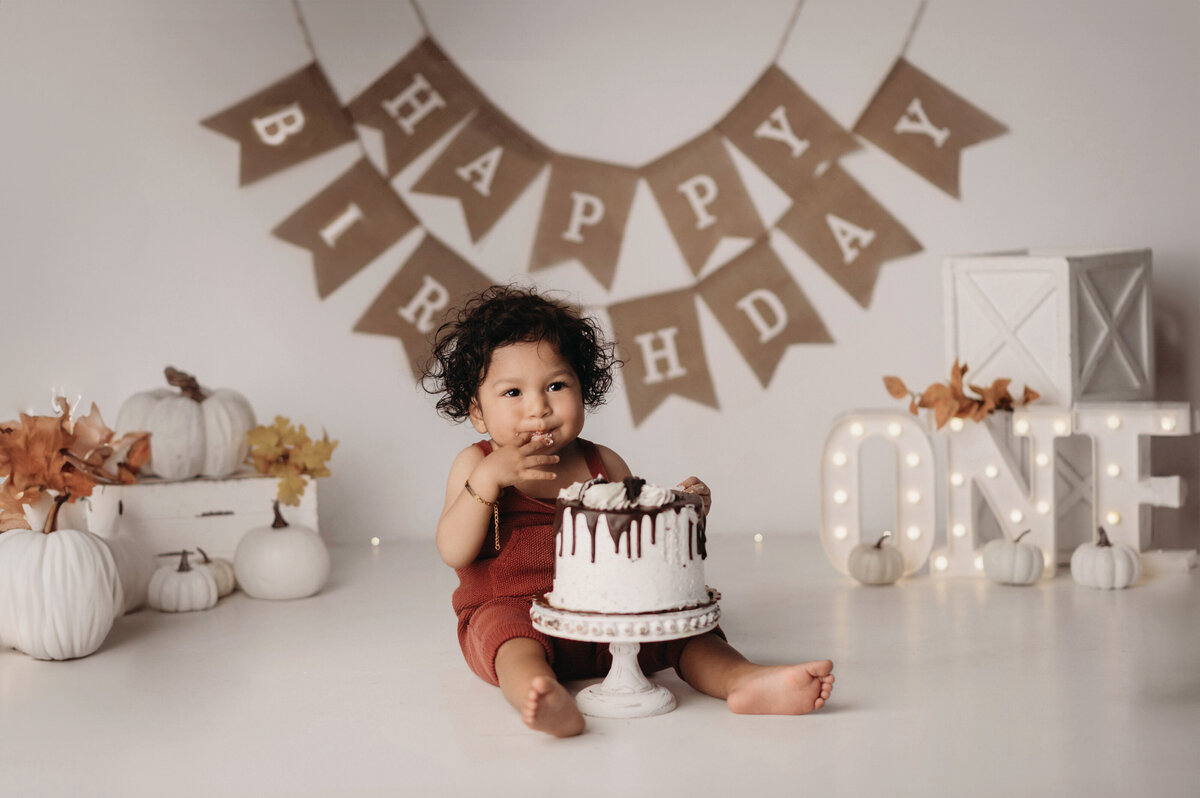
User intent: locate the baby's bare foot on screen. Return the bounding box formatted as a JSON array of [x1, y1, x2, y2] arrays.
[[522, 675, 585, 737], [726, 660, 835, 715]]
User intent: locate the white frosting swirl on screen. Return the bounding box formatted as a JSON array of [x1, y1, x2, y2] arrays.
[[581, 481, 631, 510], [557, 481, 587, 502], [636, 484, 672, 509]]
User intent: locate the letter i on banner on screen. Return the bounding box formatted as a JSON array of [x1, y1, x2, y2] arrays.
[[353, 234, 491, 379], [347, 39, 484, 177], [202, 63, 357, 185], [272, 159, 419, 298], [776, 164, 922, 308], [853, 58, 1007, 198], [696, 239, 832, 387], [643, 131, 764, 276], [529, 156, 639, 290], [606, 290, 718, 426]]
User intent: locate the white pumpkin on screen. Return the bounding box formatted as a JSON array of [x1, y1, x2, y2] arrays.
[[1071, 528, 1140, 590], [982, 529, 1045, 585], [115, 366, 255, 480], [235, 502, 330, 600], [195, 546, 237, 597], [0, 495, 124, 660], [847, 532, 904, 585], [148, 550, 219, 612]]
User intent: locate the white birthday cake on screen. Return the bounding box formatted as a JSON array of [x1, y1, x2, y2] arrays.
[[546, 477, 709, 614]]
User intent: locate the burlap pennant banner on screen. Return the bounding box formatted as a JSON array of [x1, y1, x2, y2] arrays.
[[697, 239, 832, 387], [606, 289, 718, 426], [854, 58, 1008, 198], [410, 105, 549, 243], [353, 234, 492, 379], [346, 38, 484, 177], [776, 164, 922, 307], [201, 63, 357, 186], [643, 131, 765, 276], [718, 66, 860, 198], [272, 158, 419, 298], [529, 155, 639, 289]]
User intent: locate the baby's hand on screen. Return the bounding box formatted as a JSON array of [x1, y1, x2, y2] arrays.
[[677, 476, 712, 516], [473, 434, 559, 496]]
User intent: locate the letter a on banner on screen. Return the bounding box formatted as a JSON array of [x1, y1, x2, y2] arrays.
[[202, 63, 357, 186], [411, 106, 549, 242], [776, 164, 922, 308], [529, 155, 639, 289], [353, 233, 492, 379], [854, 58, 1008, 198], [643, 131, 764, 276], [697, 239, 832, 387], [272, 159, 419, 298], [347, 39, 484, 177], [606, 290, 718, 426]]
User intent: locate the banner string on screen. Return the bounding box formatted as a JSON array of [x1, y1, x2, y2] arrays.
[[898, 0, 928, 58], [409, 0, 432, 37], [772, 0, 807, 64]]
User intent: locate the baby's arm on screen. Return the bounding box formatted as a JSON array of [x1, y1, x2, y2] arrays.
[[435, 436, 559, 568]]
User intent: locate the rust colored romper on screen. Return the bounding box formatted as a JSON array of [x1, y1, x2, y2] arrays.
[[452, 438, 719, 686]]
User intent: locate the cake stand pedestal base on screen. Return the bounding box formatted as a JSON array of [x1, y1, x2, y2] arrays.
[[575, 642, 676, 718], [530, 588, 721, 720]]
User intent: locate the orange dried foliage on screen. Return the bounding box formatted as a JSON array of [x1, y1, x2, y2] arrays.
[[883, 361, 1040, 429]]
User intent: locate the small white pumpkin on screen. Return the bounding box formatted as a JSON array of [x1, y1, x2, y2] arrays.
[[983, 529, 1045, 585], [235, 501, 330, 600], [1071, 527, 1140, 590], [847, 532, 904, 585], [0, 495, 124, 660], [195, 546, 237, 597], [148, 550, 219, 613], [115, 367, 255, 480]]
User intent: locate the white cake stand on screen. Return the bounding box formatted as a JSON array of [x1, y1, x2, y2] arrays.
[[530, 588, 721, 719]]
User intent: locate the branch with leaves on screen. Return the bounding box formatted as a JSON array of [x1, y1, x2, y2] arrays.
[[884, 361, 1040, 429], [247, 416, 337, 506]]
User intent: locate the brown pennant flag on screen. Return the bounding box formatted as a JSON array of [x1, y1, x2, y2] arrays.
[[717, 66, 860, 198], [607, 289, 718, 426], [353, 234, 492, 380], [776, 163, 922, 308], [410, 105, 549, 243], [272, 159, 419, 298], [529, 156, 639, 289], [643, 131, 764, 276], [346, 38, 484, 177], [201, 63, 356, 186], [853, 58, 1008, 198], [697, 240, 832, 387]]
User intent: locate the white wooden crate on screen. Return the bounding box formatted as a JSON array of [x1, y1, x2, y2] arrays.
[[82, 470, 319, 559]]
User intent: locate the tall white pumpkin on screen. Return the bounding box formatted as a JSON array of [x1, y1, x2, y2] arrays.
[[115, 367, 255, 480], [0, 496, 124, 660]]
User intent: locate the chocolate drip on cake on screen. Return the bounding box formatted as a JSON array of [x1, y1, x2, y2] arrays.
[[554, 479, 708, 563]]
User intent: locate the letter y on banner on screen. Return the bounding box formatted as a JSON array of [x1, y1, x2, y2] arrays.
[[607, 290, 718, 426], [201, 63, 356, 186], [854, 58, 1008, 198]]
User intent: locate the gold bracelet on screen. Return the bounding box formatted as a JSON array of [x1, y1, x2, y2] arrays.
[[465, 481, 502, 551]]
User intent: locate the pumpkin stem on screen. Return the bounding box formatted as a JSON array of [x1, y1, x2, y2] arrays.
[[165, 367, 206, 403], [1096, 527, 1113, 547], [1014, 529, 1032, 543], [175, 549, 193, 572], [271, 500, 289, 529], [42, 492, 71, 535], [196, 546, 213, 564], [873, 531, 891, 548]]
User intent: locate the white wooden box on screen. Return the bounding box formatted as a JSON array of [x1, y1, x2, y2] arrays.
[[81, 470, 319, 559], [943, 248, 1154, 404]]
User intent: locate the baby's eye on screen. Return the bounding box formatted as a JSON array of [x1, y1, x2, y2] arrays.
[[548, 381, 567, 392], [503, 388, 521, 398]]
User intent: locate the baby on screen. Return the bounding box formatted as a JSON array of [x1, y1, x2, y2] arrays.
[[425, 285, 833, 737]]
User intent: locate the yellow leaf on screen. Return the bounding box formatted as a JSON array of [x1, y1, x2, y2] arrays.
[[276, 471, 307, 506]]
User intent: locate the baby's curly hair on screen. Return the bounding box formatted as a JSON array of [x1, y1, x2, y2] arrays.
[[422, 285, 619, 421]]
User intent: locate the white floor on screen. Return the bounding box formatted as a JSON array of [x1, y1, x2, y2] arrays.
[[2, 535, 1198, 797]]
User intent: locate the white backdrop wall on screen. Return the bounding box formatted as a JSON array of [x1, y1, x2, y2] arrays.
[[2, 0, 1198, 548]]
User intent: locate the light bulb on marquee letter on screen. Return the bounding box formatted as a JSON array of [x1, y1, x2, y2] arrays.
[[932, 407, 1073, 578], [820, 410, 936, 577], [1072, 402, 1192, 550]]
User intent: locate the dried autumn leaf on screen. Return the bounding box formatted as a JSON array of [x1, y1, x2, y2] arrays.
[[276, 471, 307, 506], [919, 383, 953, 408], [883, 376, 909, 399], [0, 481, 31, 532], [933, 397, 957, 429], [908, 397, 919, 416], [70, 402, 115, 467], [1021, 385, 1040, 405]]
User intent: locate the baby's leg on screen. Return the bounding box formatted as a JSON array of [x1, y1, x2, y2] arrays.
[[495, 638, 585, 737], [678, 633, 834, 715]]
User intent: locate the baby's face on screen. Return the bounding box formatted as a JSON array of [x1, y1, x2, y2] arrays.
[[469, 340, 584, 453]]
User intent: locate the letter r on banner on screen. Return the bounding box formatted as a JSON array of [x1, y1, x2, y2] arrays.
[[253, 103, 305, 146], [634, 327, 687, 384], [397, 274, 450, 334]]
